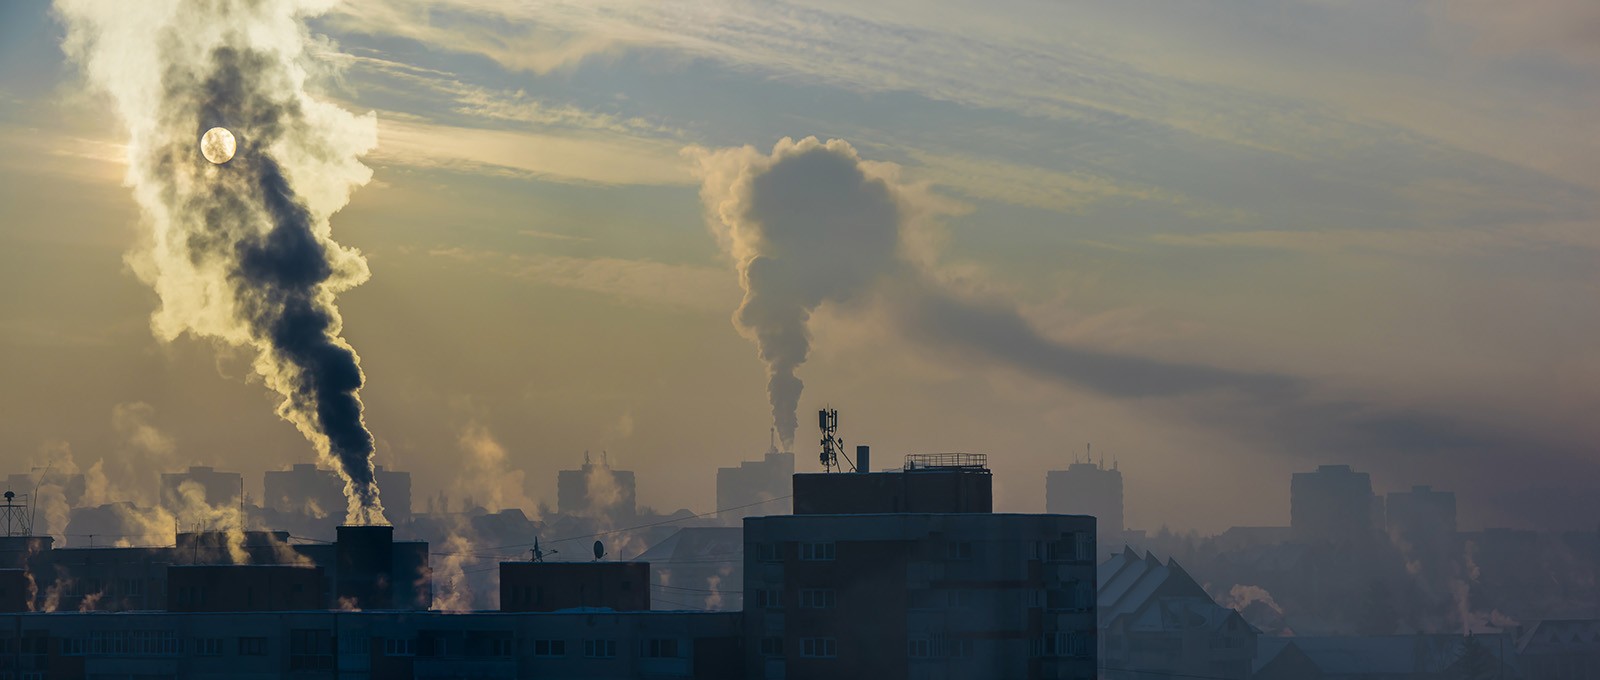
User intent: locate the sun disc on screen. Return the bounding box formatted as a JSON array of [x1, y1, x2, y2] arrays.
[[200, 126, 236, 164]]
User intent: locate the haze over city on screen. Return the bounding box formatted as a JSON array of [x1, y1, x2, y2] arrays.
[[0, 1, 1597, 678]]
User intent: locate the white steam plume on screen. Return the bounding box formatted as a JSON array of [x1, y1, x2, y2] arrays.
[[57, 1, 386, 524]]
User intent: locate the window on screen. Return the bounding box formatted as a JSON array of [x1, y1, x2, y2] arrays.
[[798, 589, 836, 609], [384, 638, 416, 657], [238, 637, 267, 656], [1051, 631, 1093, 658], [908, 637, 932, 658], [758, 588, 784, 608], [946, 541, 974, 560], [289, 629, 334, 671], [799, 542, 835, 561], [799, 638, 836, 658], [756, 542, 782, 562], [122, 578, 143, 597], [195, 638, 223, 656], [584, 639, 617, 658], [532, 639, 566, 657], [86, 631, 180, 656], [489, 637, 515, 657], [948, 639, 974, 658], [759, 637, 784, 657], [1046, 534, 1091, 563], [948, 589, 976, 609], [641, 638, 680, 658], [61, 638, 85, 656]]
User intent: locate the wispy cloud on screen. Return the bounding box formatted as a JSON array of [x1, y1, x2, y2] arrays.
[[428, 247, 737, 311], [371, 115, 691, 186]]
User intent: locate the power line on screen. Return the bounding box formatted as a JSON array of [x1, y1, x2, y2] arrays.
[[650, 583, 741, 595]]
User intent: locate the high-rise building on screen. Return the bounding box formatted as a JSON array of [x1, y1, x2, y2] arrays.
[[1290, 465, 1384, 546], [263, 464, 411, 521], [556, 453, 636, 522], [1046, 460, 1123, 539], [159, 466, 243, 517], [718, 445, 795, 522], [744, 452, 1098, 679], [1386, 485, 1456, 552]]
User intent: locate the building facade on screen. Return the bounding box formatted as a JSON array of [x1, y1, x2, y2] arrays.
[[744, 454, 1097, 680], [717, 448, 795, 522], [1046, 461, 1124, 543], [1290, 465, 1384, 547]]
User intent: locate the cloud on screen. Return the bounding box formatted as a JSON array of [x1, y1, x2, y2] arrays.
[[371, 115, 691, 186], [1435, 0, 1600, 65], [428, 248, 738, 312]]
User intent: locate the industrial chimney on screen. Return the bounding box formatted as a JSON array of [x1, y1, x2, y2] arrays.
[[336, 524, 394, 610]]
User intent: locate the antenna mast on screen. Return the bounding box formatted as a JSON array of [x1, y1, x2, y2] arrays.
[[0, 491, 31, 537], [818, 408, 853, 472]]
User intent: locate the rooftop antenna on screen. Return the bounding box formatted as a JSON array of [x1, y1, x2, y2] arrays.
[[531, 537, 556, 563], [0, 491, 31, 537], [592, 540, 606, 561], [818, 407, 854, 472], [28, 460, 55, 536]]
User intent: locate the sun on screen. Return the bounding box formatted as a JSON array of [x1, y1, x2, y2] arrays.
[[200, 127, 236, 164]]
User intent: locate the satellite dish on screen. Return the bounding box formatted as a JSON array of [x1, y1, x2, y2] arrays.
[[593, 540, 605, 561]]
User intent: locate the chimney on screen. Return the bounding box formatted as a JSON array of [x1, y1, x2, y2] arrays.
[[856, 445, 870, 473], [336, 524, 394, 609]]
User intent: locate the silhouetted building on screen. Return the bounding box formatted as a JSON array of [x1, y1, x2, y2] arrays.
[[557, 453, 636, 522], [264, 464, 411, 521], [792, 453, 992, 514], [1047, 459, 1123, 541], [717, 446, 794, 522], [1386, 485, 1456, 551], [636, 527, 745, 611], [159, 465, 243, 517], [499, 561, 651, 612], [1253, 634, 1519, 679], [168, 565, 325, 612], [1518, 619, 1600, 679], [745, 452, 1096, 679], [0, 609, 743, 679], [1290, 465, 1383, 547], [1097, 546, 1257, 680]]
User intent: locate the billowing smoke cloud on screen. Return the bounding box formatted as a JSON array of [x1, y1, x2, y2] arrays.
[[452, 423, 536, 514], [57, 1, 386, 523], [691, 137, 1552, 468], [691, 138, 905, 447], [692, 137, 1296, 449]]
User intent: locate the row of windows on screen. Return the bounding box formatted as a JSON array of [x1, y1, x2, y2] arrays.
[[61, 631, 183, 657], [757, 542, 839, 562], [799, 637, 836, 658], [797, 589, 836, 608], [376, 637, 677, 659], [1031, 632, 1094, 658], [909, 636, 975, 659]]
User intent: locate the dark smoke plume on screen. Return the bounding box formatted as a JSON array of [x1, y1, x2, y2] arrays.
[[58, 1, 386, 523]]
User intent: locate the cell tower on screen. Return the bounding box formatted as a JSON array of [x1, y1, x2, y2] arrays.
[[0, 491, 32, 537], [818, 408, 853, 472]]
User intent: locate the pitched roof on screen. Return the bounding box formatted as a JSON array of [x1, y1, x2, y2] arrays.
[[1097, 545, 1239, 631]]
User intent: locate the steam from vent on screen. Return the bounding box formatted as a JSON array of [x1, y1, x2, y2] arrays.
[[57, 1, 386, 524]]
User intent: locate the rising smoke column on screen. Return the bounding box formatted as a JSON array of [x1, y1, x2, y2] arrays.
[[692, 138, 902, 448], [693, 137, 1311, 450], [57, 1, 386, 524]]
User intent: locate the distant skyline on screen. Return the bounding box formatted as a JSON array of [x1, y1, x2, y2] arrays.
[[2, 0, 1598, 533]]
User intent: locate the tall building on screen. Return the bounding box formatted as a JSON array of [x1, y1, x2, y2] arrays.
[[264, 464, 411, 521], [1046, 459, 1123, 539], [159, 465, 243, 517], [1290, 465, 1383, 547], [717, 444, 794, 522], [744, 452, 1098, 679], [1385, 485, 1456, 546], [556, 453, 636, 522]]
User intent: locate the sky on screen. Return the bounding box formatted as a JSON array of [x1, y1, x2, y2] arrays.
[[1, 0, 1597, 533]]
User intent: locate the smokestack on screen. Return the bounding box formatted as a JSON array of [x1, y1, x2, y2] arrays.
[[336, 524, 393, 610], [856, 445, 871, 473], [57, 1, 387, 526]]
